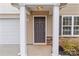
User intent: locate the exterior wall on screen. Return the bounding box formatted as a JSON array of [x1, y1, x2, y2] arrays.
[[0, 44, 19, 56], [27, 45, 51, 56], [0, 3, 19, 14], [0, 14, 20, 56], [27, 12, 52, 55], [0, 11, 53, 56], [1, 3, 79, 56], [60, 4, 79, 51], [0, 4, 53, 56], [60, 4, 79, 15]]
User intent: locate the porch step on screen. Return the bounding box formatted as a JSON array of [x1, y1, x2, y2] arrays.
[[47, 36, 52, 45]]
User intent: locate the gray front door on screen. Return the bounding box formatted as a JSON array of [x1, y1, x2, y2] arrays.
[[34, 17, 45, 43]]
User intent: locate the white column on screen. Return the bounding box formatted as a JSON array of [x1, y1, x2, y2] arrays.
[[20, 4, 27, 56], [52, 4, 60, 56]]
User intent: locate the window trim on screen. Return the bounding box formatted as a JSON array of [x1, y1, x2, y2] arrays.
[[61, 15, 79, 37], [33, 15, 47, 45]]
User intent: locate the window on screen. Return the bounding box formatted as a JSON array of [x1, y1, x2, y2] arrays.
[[74, 17, 79, 35], [61, 15, 79, 36]]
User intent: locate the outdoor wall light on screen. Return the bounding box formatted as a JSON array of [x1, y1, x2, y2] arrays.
[[36, 6, 43, 11]]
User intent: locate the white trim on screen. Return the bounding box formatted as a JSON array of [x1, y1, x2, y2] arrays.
[[62, 15, 79, 16], [0, 14, 19, 19], [61, 16, 63, 36], [61, 15, 79, 37], [72, 16, 74, 36], [33, 15, 47, 45], [0, 18, 19, 20], [60, 35, 79, 37], [61, 15, 72, 36]]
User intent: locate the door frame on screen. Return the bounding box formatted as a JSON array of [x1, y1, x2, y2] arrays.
[[33, 15, 47, 45]]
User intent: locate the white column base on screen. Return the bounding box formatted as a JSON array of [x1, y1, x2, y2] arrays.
[[52, 53, 61, 56], [18, 52, 21, 56]]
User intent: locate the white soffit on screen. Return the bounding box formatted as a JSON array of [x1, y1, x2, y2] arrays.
[[12, 3, 54, 15], [11, 3, 67, 15], [0, 3, 67, 14]]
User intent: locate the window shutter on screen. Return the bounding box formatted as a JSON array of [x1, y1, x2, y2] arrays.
[[59, 16, 62, 35]]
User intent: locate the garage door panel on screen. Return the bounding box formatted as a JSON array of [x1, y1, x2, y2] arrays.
[[0, 18, 19, 44]]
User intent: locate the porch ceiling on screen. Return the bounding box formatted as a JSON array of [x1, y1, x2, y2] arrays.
[[27, 5, 53, 15]]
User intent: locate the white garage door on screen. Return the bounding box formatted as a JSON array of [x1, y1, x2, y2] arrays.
[[0, 18, 19, 44]]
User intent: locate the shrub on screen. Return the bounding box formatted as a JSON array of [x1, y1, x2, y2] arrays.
[[61, 39, 79, 56]]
